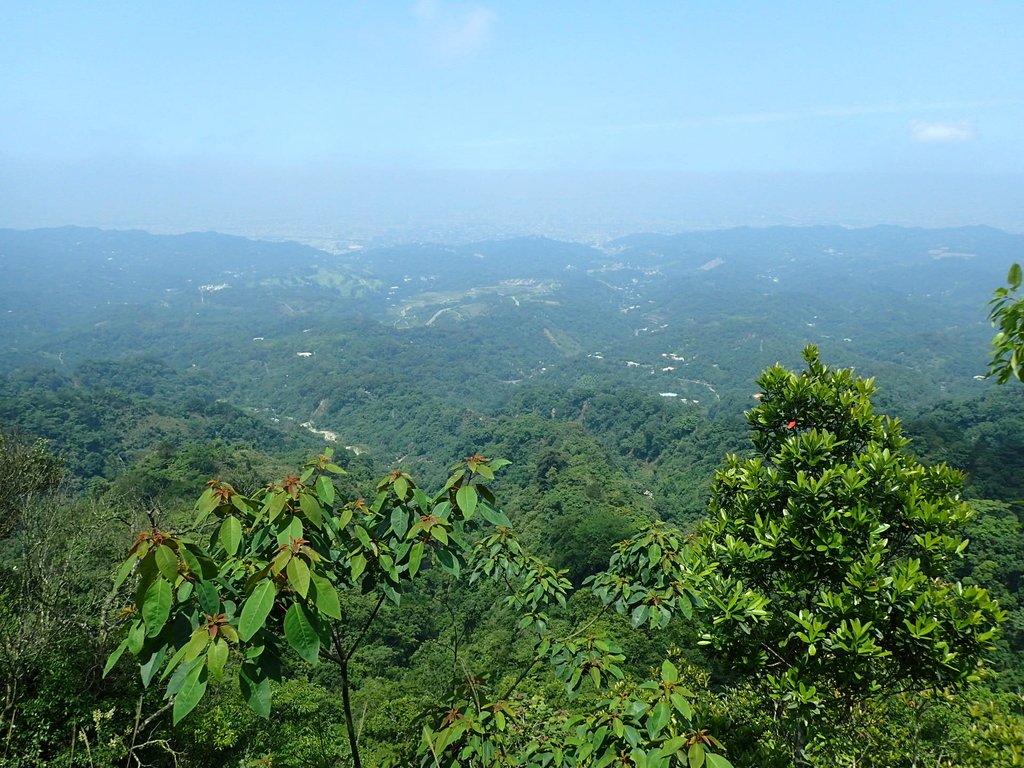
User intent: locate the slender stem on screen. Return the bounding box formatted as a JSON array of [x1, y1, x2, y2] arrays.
[[500, 601, 610, 702], [330, 625, 362, 768], [565, 603, 610, 641], [127, 694, 143, 756], [345, 593, 386, 664], [500, 657, 540, 702], [137, 700, 173, 734]]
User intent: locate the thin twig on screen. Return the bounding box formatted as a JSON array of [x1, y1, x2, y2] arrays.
[[344, 593, 387, 664]]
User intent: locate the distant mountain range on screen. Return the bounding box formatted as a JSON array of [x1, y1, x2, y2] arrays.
[[2, 224, 1019, 412]]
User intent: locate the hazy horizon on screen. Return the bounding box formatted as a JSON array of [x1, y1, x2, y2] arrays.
[[2, 3, 1021, 243]]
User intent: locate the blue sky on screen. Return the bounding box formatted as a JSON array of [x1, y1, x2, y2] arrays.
[[1, 2, 1022, 238]]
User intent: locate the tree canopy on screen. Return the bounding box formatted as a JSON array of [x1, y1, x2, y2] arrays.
[[696, 346, 1005, 762]]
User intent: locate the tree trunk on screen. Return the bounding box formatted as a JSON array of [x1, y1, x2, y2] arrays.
[[793, 720, 808, 767], [339, 659, 362, 768]]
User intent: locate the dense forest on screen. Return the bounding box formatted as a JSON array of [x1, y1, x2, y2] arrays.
[[2, 226, 1024, 767]]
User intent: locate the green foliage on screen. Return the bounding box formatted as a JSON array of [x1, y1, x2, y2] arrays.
[[105, 449, 732, 767], [108, 450, 507, 731], [5, 222, 1024, 766], [0, 439, 149, 767], [959, 499, 1024, 688], [413, 522, 735, 768], [696, 346, 1005, 757], [416, 659, 732, 768], [589, 524, 707, 631], [906, 386, 1024, 502], [0, 432, 66, 538], [990, 262, 1024, 383]]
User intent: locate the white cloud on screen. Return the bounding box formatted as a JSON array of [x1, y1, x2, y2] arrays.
[[413, 1, 495, 59], [909, 121, 976, 143], [599, 100, 1011, 135]]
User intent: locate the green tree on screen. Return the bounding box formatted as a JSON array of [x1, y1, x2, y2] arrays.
[[0, 433, 66, 538], [696, 346, 1005, 764], [108, 450, 737, 768], [106, 449, 517, 768], [989, 262, 1024, 383]]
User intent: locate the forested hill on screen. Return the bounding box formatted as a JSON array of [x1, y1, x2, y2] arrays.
[[2, 224, 1019, 395], [3, 224, 1024, 766], [2, 223, 1021, 484]]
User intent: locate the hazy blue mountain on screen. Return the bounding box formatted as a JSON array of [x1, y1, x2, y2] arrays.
[[2, 224, 1018, 422]]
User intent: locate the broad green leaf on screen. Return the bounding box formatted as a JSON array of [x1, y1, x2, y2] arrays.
[[391, 507, 409, 538], [195, 487, 217, 521], [658, 735, 687, 758], [394, 476, 409, 499], [678, 591, 693, 620], [219, 516, 242, 556], [284, 603, 320, 664], [311, 573, 342, 620], [286, 556, 311, 598], [176, 580, 193, 602], [647, 700, 671, 739], [103, 637, 129, 677], [350, 553, 367, 581], [195, 580, 220, 616], [154, 544, 179, 583], [440, 472, 461, 493], [479, 502, 512, 528], [231, 493, 251, 516], [161, 643, 191, 683], [207, 638, 229, 681], [1009, 262, 1022, 289], [430, 526, 449, 546], [183, 628, 210, 662], [138, 644, 167, 688], [266, 491, 288, 521], [408, 541, 424, 577], [166, 655, 197, 696], [456, 484, 478, 518], [435, 548, 459, 577], [142, 578, 173, 637], [112, 554, 137, 590], [299, 492, 324, 528], [661, 659, 679, 684], [271, 549, 292, 576], [276, 514, 303, 547], [648, 543, 662, 569], [239, 664, 272, 718], [336, 507, 353, 529], [315, 475, 335, 506], [704, 753, 733, 768], [412, 488, 431, 513], [179, 544, 212, 579], [353, 525, 372, 550], [238, 580, 277, 642], [172, 663, 208, 725], [670, 692, 692, 720], [127, 619, 146, 654], [631, 603, 649, 628]]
